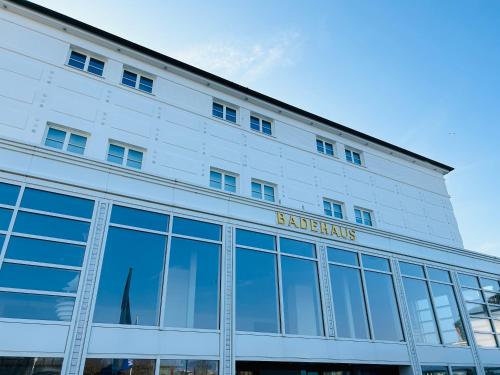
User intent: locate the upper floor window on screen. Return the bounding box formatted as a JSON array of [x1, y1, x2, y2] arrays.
[[354, 208, 373, 226], [212, 102, 237, 123], [107, 143, 144, 169], [67, 50, 105, 76], [44, 126, 87, 155], [323, 199, 344, 219], [316, 138, 334, 157], [251, 180, 275, 203], [345, 147, 362, 166], [250, 115, 272, 136], [121, 69, 154, 93], [210, 169, 237, 193]]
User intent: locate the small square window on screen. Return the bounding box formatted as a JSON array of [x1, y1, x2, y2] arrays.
[[126, 149, 143, 169], [68, 51, 86, 70], [107, 143, 143, 169], [345, 148, 362, 166], [44, 126, 87, 155], [122, 70, 138, 88], [209, 169, 238, 193], [317, 139, 334, 157], [67, 134, 87, 155], [122, 69, 154, 93], [107, 144, 125, 165], [45, 128, 66, 150], [212, 101, 238, 124], [323, 199, 344, 219], [252, 180, 275, 202], [250, 115, 273, 136], [354, 208, 373, 226], [67, 50, 105, 77], [87, 58, 105, 76], [139, 76, 154, 93]]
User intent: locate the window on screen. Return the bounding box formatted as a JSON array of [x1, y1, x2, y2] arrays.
[[316, 138, 334, 156], [212, 102, 237, 123], [250, 115, 273, 136], [354, 208, 373, 226], [107, 143, 144, 169], [84, 358, 156, 375], [400, 262, 467, 346], [44, 126, 87, 155], [67, 49, 105, 76], [345, 147, 362, 165], [0, 357, 63, 374], [251, 180, 275, 202], [159, 359, 218, 375], [323, 199, 344, 219], [210, 169, 237, 192], [459, 273, 500, 348], [121, 69, 154, 93]]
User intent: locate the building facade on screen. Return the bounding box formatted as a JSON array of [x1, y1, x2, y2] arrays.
[[0, 1, 499, 375]]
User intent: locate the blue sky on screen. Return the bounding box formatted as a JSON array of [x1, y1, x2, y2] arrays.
[[31, 0, 500, 256]]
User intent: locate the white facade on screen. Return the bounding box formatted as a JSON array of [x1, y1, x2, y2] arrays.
[[0, 1, 498, 375]]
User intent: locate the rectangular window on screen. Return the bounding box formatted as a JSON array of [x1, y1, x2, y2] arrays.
[[159, 359, 218, 375], [107, 142, 144, 169], [251, 180, 275, 202], [121, 69, 154, 93], [212, 102, 237, 123], [84, 358, 156, 375], [250, 115, 273, 136], [354, 208, 373, 226], [323, 199, 344, 219], [210, 169, 237, 193], [345, 148, 362, 165], [44, 126, 88, 155], [67, 49, 105, 76], [0, 357, 63, 374], [316, 138, 334, 156]]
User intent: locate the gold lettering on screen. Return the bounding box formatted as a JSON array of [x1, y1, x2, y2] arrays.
[[289, 215, 299, 228], [277, 212, 286, 225], [320, 222, 329, 235], [331, 225, 340, 238], [340, 227, 348, 239], [349, 229, 356, 241], [311, 220, 319, 232], [300, 217, 309, 230]]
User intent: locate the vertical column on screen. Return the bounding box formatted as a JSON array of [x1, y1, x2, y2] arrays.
[[450, 271, 485, 375], [391, 259, 422, 375], [63, 201, 109, 375], [220, 225, 235, 375], [317, 243, 335, 337]]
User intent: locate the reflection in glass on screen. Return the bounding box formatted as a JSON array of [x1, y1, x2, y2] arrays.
[[280, 238, 315, 258], [0, 292, 74, 321], [458, 274, 479, 289], [172, 217, 221, 241], [402, 277, 440, 344], [362, 255, 390, 272], [427, 267, 451, 283], [422, 367, 449, 375], [452, 368, 476, 375], [0, 263, 79, 293], [84, 358, 155, 375], [329, 265, 369, 339], [0, 182, 20, 206], [327, 247, 358, 266], [5, 236, 85, 266], [0, 207, 12, 230], [431, 283, 467, 345], [481, 278, 500, 292], [474, 332, 497, 348], [0, 356, 63, 375], [164, 237, 220, 329], [236, 248, 279, 333], [21, 188, 94, 218], [159, 359, 218, 375], [281, 256, 323, 336], [462, 288, 484, 303], [399, 262, 425, 278], [466, 303, 489, 318], [364, 271, 403, 341], [470, 318, 493, 332], [236, 229, 275, 251], [13, 212, 90, 242], [485, 368, 500, 375], [94, 227, 166, 326], [110, 205, 169, 232]]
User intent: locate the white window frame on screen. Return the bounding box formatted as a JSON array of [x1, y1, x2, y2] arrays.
[[250, 114, 273, 136], [66, 48, 106, 77], [212, 100, 238, 124], [354, 207, 374, 226], [323, 198, 345, 220], [43, 124, 89, 155], [106, 141, 145, 170], [251, 179, 276, 203], [316, 137, 336, 157], [121, 67, 155, 94], [209, 168, 239, 193], [345, 146, 364, 166]]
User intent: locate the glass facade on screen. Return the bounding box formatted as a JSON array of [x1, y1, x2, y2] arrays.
[[0, 356, 63, 374]]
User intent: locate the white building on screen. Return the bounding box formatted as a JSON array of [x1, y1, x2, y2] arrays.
[[0, 1, 498, 375]]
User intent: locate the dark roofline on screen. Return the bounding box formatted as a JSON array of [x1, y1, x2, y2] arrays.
[[8, 0, 453, 172]]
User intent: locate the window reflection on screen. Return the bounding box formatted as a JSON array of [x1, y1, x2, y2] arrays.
[[430, 283, 467, 345], [0, 292, 74, 321], [84, 358, 156, 375], [159, 359, 218, 375], [0, 207, 13, 231], [0, 356, 63, 375], [110, 205, 169, 232], [21, 188, 94, 219], [0, 182, 20, 206]]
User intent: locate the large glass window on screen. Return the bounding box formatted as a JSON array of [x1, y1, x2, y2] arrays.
[[0, 182, 21, 206], [0, 291, 75, 321], [422, 367, 449, 375], [431, 282, 467, 345], [0, 356, 63, 375], [84, 358, 156, 375], [21, 188, 94, 218], [159, 359, 218, 375]]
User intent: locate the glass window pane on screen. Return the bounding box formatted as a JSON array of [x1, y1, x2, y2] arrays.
[[251, 182, 262, 199], [462, 288, 484, 303], [474, 332, 497, 347], [0, 291, 74, 321], [400, 262, 425, 278], [353, 152, 362, 165], [263, 185, 275, 202], [458, 274, 480, 289], [327, 247, 358, 266], [362, 211, 372, 226], [13, 212, 90, 242], [0, 357, 63, 374], [250, 116, 260, 131], [236, 229, 275, 250], [0, 263, 80, 293], [330, 264, 369, 339], [364, 271, 403, 341], [470, 318, 493, 332], [332, 203, 343, 219], [84, 358, 156, 375], [490, 305, 500, 319], [402, 277, 440, 344], [485, 369, 500, 375], [236, 248, 279, 333], [45, 127, 66, 149], [67, 133, 87, 154], [345, 149, 353, 162], [87, 57, 104, 76], [452, 368, 476, 375], [224, 174, 237, 192], [323, 200, 332, 216], [362, 254, 390, 272], [0, 207, 12, 230], [159, 360, 218, 375], [466, 303, 489, 318], [316, 140, 324, 153], [210, 170, 222, 189], [126, 158, 143, 170], [93, 227, 167, 325], [68, 50, 86, 69], [427, 267, 451, 283], [5, 236, 85, 267], [122, 70, 137, 87], [226, 107, 237, 122], [422, 367, 449, 375], [280, 237, 315, 258], [493, 319, 500, 332], [0, 235, 4, 249], [354, 209, 362, 224], [281, 256, 323, 336], [107, 144, 125, 164], [481, 278, 500, 292], [262, 120, 272, 135], [164, 237, 220, 329], [110, 205, 169, 232], [21, 188, 94, 218], [325, 142, 334, 156], [212, 103, 223, 118], [139, 76, 153, 93], [0, 182, 20, 206], [172, 217, 221, 241], [431, 282, 467, 345]]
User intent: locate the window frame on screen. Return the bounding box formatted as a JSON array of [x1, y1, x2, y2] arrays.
[[316, 137, 336, 157], [345, 146, 364, 166], [209, 168, 239, 193], [251, 179, 276, 203], [250, 114, 273, 136], [323, 198, 345, 220], [106, 141, 145, 170], [66, 48, 106, 77], [212, 101, 238, 124], [43, 124, 89, 155], [354, 207, 374, 227], [121, 67, 155, 94]]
